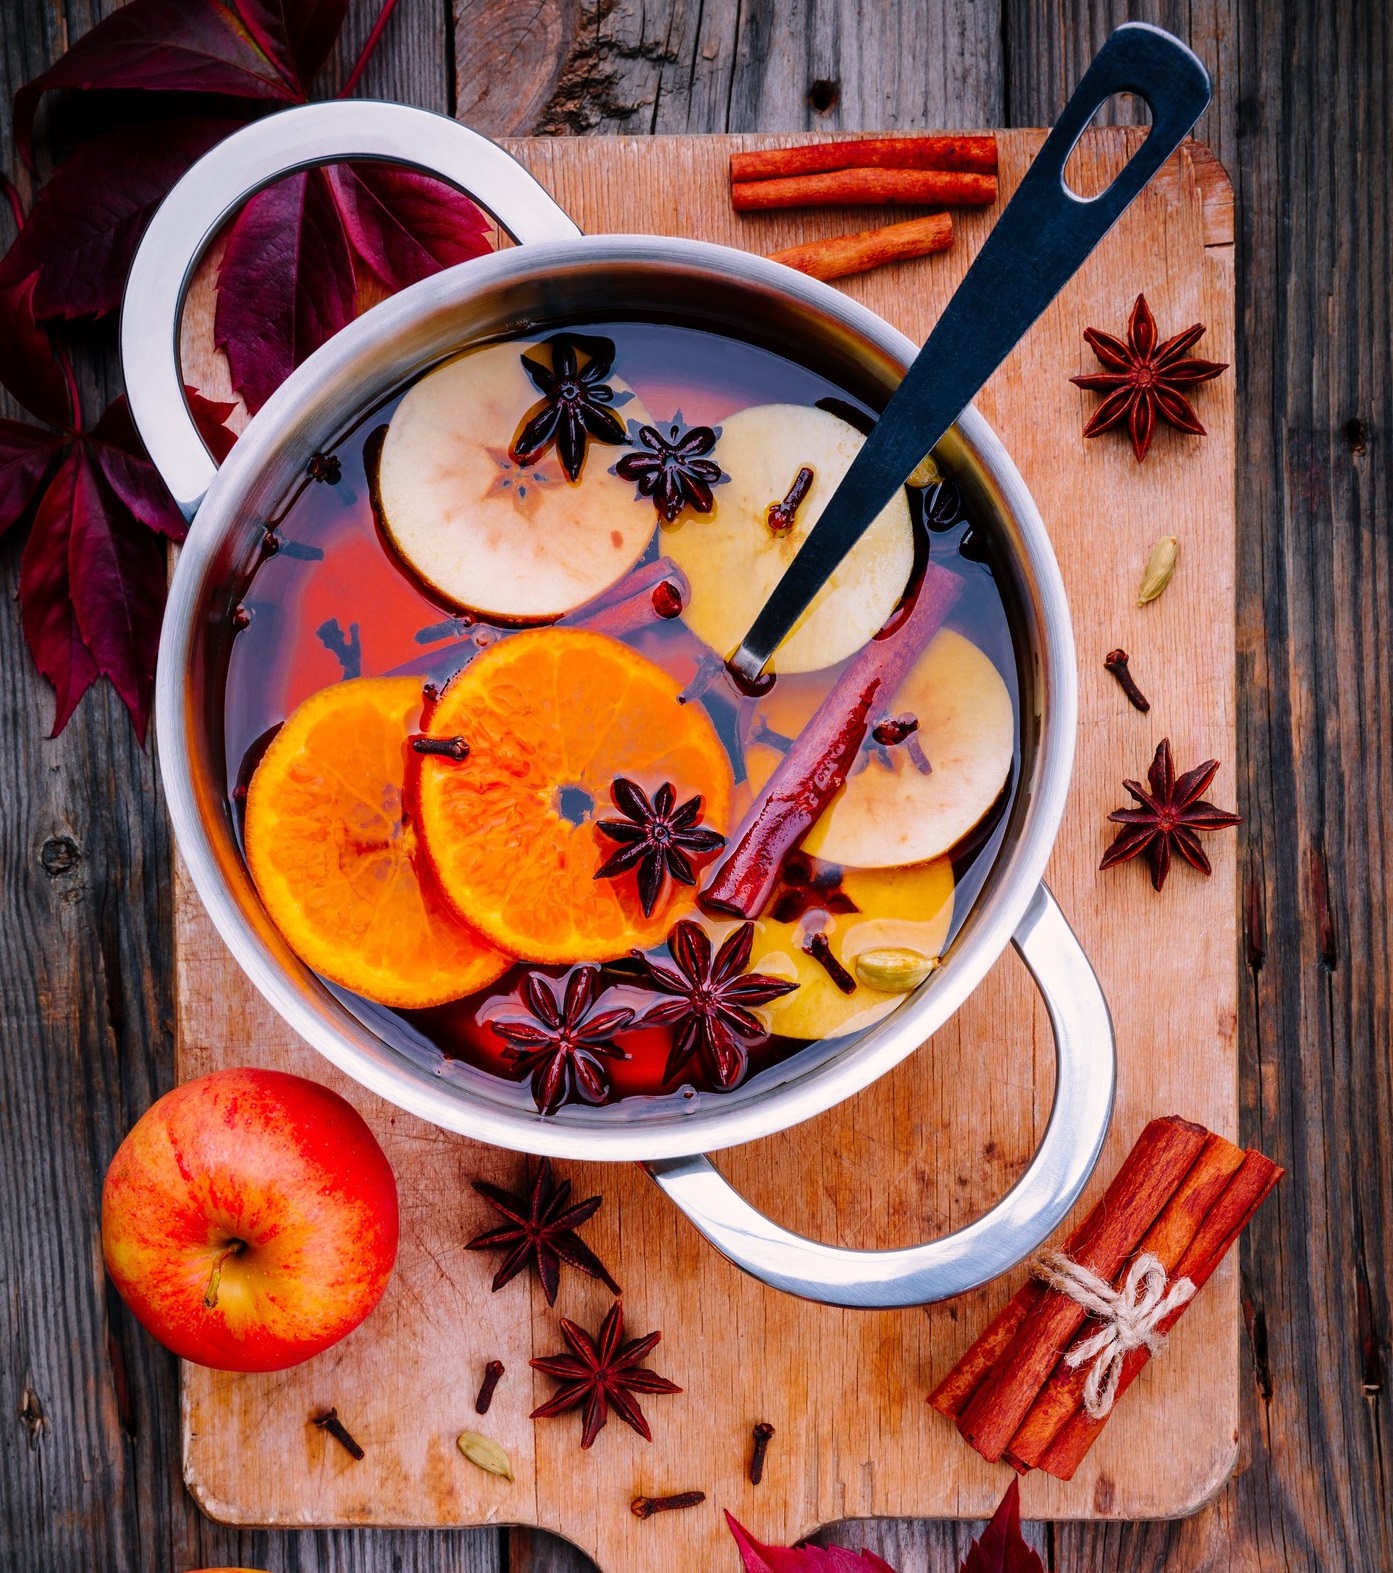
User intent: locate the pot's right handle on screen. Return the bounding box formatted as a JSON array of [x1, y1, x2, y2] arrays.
[[121, 101, 580, 521], [645, 884, 1115, 1307]]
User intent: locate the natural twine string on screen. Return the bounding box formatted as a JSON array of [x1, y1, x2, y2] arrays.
[[1032, 1250, 1197, 1419]]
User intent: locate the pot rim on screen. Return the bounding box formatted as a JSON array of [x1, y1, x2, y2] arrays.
[[157, 233, 1077, 1160]]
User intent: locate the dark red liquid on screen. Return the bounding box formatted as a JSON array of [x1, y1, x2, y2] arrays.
[[223, 321, 1020, 1115]]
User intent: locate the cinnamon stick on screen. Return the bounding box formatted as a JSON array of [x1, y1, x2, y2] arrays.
[[732, 169, 998, 213], [955, 1116, 1210, 1461], [1033, 1149, 1283, 1480], [569, 555, 690, 637], [701, 562, 963, 919], [929, 1282, 1044, 1419], [1003, 1131, 1246, 1469], [731, 135, 998, 183], [768, 214, 953, 282]]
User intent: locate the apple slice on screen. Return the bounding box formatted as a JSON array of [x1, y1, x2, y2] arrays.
[[376, 338, 653, 619], [662, 403, 914, 672], [745, 628, 1015, 868], [746, 858, 955, 1040]]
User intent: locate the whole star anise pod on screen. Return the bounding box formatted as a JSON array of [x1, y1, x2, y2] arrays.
[[466, 1157, 621, 1306], [512, 333, 627, 481], [1071, 293, 1228, 462], [490, 967, 635, 1115], [631, 920, 797, 1088], [594, 778, 726, 917], [614, 415, 725, 522], [1100, 738, 1241, 891], [530, 1300, 681, 1449]]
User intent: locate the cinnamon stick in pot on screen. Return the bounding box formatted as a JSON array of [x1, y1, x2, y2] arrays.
[[701, 562, 963, 920]]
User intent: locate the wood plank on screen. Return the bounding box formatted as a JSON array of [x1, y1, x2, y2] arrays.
[[173, 129, 1237, 1568]]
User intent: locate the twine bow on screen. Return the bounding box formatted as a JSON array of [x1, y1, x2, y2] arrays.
[[1033, 1251, 1196, 1419]]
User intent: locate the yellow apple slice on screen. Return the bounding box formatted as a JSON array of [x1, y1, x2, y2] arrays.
[[376, 339, 652, 619], [747, 858, 955, 1040], [662, 403, 914, 672], [746, 628, 1015, 868]]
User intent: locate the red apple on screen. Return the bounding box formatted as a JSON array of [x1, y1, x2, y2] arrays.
[[102, 1067, 399, 1371]]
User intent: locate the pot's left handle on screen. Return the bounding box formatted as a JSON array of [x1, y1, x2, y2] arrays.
[[121, 101, 580, 521]]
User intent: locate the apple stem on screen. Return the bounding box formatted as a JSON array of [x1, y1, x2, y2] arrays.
[[203, 1240, 245, 1310]]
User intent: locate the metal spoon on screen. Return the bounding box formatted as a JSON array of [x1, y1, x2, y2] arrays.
[[728, 22, 1211, 683]]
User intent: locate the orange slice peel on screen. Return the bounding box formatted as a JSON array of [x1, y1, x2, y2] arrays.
[[416, 628, 733, 962], [244, 676, 510, 1008]]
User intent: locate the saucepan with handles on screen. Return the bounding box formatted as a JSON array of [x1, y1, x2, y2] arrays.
[[124, 24, 1209, 1307]]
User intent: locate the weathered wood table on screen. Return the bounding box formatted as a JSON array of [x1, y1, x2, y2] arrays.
[[1, 2, 1388, 1570]]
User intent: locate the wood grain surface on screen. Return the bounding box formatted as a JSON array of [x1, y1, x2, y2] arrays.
[[0, 2, 1388, 1571], [172, 127, 1236, 1566]]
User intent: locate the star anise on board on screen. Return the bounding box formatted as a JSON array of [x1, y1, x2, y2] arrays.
[[466, 1157, 620, 1306], [1099, 738, 1241, 891], [594, 778, 726, 917], [614, 415, 725, 521], [512, 334, 628, 481], [1070, 293, 1228, 462], [489, 967, 635, 1115], [530, 1300, 681, 1449], [631, 920, 798, 1089]]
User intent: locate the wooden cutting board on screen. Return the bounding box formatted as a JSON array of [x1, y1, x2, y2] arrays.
[[174, 129, 1236, 1562]]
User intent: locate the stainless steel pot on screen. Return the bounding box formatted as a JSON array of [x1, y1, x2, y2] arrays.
[[123, 101, 1114, 1309]]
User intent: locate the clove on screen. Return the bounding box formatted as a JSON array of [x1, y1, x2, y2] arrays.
[[1104, 648, 1151, 712], [631, 1491, 706, 1519], [311, 1407, 365, 1460]]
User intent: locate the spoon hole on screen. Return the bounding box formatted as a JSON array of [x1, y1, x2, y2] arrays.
[[1063, 93, 1154, 200]]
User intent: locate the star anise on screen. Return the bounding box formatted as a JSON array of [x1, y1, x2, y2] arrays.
[[1071, 293, 1228, 462], [490, 967, 635, 1115], [631, 920, 798, 1088], [1100, 738, 1241, 891], [530, 1300, 681, 1449], [614, 415, 725, 522], [512, 333, 627, 481], [466, 1157, 621, 1306], [594, 778, 726, 917]]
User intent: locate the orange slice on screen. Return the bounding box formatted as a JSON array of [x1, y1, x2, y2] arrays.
[[244, 677, 510, 1008], [416, 628, 733, 962]]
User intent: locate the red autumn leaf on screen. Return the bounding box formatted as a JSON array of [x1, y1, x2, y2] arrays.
[[327, 162, 493, 294], [232, 0, 350, 95], [0, 120, 239, 321], [19, 449, 101, 735], [960, 1480, 1045, 1573], [66, 444, 168, 740], [13, 0, 297, 166], [187, 386, 241, 462], [0, 271, 73, 427], [213, 167, 358, 413], [88, 397, 189, 542], [725, 1512, 900, 1573], [0, 417, 64, 536]]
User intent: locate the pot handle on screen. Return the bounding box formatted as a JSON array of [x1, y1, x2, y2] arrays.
[[644, 883, 1115, 1308], [120, 101, 580, 521]]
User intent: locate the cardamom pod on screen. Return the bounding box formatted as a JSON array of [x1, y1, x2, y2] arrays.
[[853, 947, 938, 993], [1137, 536, 1179, 604], [457, 1430, 514, 1480], [906, 453, 941, 489]]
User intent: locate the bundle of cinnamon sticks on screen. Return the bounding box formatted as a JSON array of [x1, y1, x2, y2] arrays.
[[929, 1116, 1282, 1480], [729, 134, 999, 284]]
